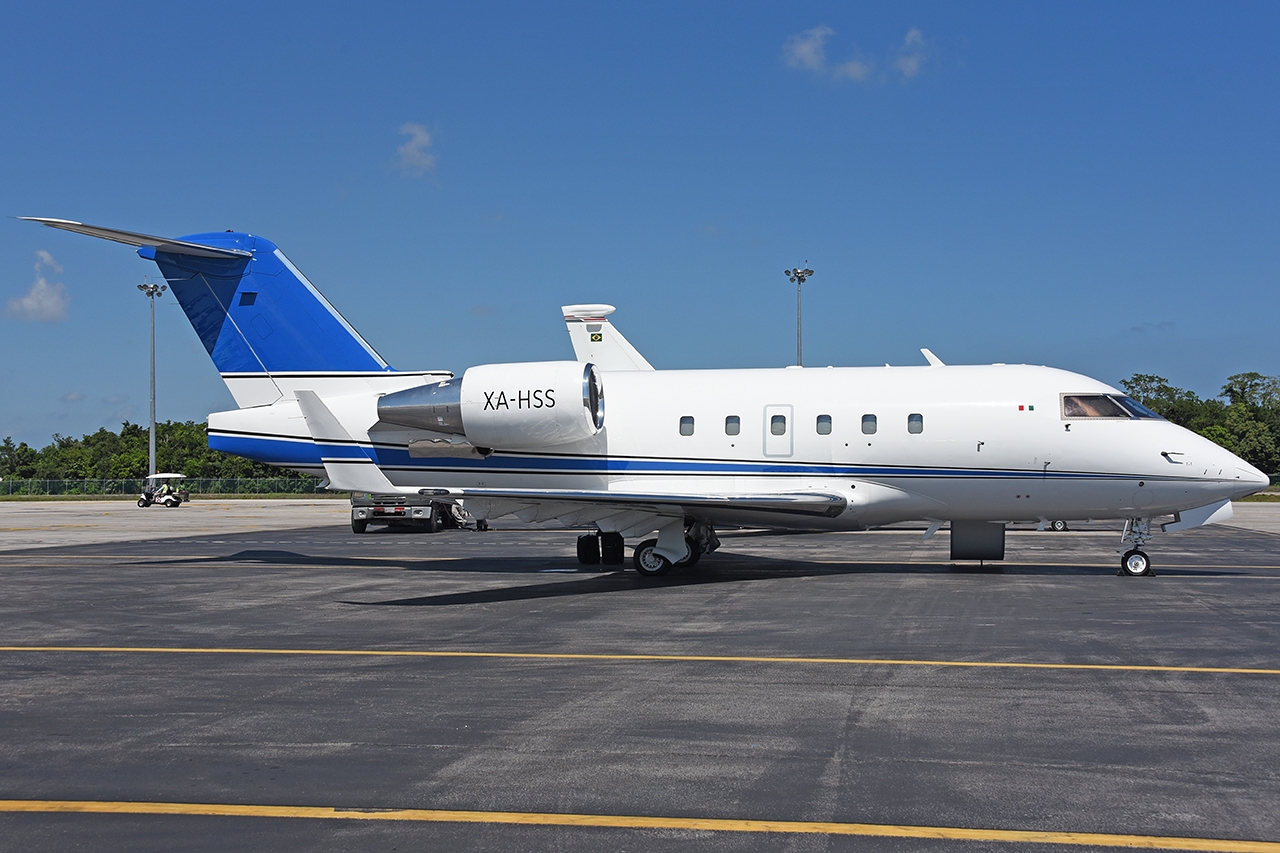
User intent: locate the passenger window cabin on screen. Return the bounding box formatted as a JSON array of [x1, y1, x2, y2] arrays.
[[862, 414, 877, 435], [679, 416, 694, 436], [816, 415, 832, 435], [907, 413, 923, 434], [770, 415, 787, 435], [725, 416, 740, 435]]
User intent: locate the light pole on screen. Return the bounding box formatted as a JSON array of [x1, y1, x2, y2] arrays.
[[784, 263, 813, 366], [137, 280, 167, 477]]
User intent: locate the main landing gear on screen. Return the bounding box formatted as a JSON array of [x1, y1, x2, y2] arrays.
[[577, 522, 719, 576], [1118, 518, 1154, 577]]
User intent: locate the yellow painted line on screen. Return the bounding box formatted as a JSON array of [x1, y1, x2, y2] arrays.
[[0, 554, 462, 562], [0, 800, 1274, 850], [1, 645, 1277, 675]]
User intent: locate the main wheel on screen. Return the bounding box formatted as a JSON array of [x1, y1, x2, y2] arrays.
[[422, 504, 439, 533], [1121, 549, 1152, 576], [633, 538, 673, 577], [1051, 520, 1069, 532], [577, 533, 601, 565], [673, 536, 702, 567], [600, 532, 625, 565], [352, 519, 369, 534]]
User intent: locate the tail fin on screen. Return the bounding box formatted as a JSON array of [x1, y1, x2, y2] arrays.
[[22, 218, 397, 407], [561, 304, 654, 371], [147, 231, 388, 374]]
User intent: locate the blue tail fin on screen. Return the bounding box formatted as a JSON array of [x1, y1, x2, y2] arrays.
[[141, 231, 390, 374]]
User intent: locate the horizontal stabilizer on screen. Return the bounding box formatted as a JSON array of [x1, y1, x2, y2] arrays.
[[19, 217, 252, 259], [22, 217, 391, 382]]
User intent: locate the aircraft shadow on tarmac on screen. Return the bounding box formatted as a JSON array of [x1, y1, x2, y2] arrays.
[[128, 547, 1253, 610]]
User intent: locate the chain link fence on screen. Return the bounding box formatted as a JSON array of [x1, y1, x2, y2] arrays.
[[0, 478, 332, 497]]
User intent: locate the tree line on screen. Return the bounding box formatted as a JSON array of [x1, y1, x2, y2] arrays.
[[0, 421, 307, 480], [1120, 372, 1279, 475], [1, 371, 1277, 481]]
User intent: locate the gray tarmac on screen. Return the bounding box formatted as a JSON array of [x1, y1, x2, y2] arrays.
[[0, 502, 1278, 851]]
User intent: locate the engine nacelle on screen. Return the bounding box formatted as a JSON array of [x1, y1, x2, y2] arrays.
[[377, 361, 604, 450]]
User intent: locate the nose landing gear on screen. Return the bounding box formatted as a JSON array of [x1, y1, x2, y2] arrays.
[[1119, 518, 1154, 576]]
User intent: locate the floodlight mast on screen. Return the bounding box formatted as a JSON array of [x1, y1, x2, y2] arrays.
[[784, 264, 813, 366], [137, 280, 167, 478]]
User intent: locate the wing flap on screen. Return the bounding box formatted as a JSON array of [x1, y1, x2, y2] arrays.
[[426, 486, 848, 518]]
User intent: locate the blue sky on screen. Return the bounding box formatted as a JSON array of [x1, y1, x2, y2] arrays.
[[3, 2, 1278, 446]]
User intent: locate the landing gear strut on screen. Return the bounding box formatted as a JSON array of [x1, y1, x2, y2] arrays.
[[1119, 518, 1154, 576]]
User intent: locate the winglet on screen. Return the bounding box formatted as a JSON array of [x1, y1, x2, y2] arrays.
[[562, 304, 654, 371], [921, 348, 945, 367]]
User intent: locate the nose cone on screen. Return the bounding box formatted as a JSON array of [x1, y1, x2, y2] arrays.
[[1233, 460, 1271, 499]]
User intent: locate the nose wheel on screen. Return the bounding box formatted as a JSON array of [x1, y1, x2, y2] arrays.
[[1120, 549, 1152, 576], [1118, 518, 1155, 576]]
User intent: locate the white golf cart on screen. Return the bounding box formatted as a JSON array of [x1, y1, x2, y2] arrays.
[[138, 473, 189, 508]]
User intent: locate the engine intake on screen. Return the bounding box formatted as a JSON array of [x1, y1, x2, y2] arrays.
[[378, 361, 604, 450]]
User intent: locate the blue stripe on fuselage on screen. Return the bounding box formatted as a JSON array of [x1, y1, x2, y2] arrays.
[[208, 431, 1170, 482]]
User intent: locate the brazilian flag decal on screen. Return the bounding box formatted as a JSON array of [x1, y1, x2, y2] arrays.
[[590, 333, 603, 342]]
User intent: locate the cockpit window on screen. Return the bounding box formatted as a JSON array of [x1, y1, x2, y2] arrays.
[[1061, 394, 1165, 420], [1113, 396, 1165, 419]]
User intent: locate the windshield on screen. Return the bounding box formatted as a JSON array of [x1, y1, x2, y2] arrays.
[[1062, 394, 1165, 420], [1113, 396, 1164, 419]]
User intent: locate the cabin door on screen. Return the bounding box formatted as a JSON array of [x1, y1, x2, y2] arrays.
[[763, 405, 793, 457]]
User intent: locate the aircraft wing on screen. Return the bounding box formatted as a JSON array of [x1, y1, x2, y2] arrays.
[[419, 486, 847, 532]]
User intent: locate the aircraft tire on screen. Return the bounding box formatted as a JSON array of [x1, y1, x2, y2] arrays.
[[1120, 549, 1152, 576], [633, 539, 673, 577], [599, 532, 625, 565], [577, 533, 601, 565], [351, 519, 369, 534], [444, 503, 467, 528], [1051, 520, 1069, 532], [673, 536, 701, 567]]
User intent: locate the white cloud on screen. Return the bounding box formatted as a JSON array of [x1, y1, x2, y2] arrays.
[[7, 250, 70, 322], [894, 27, 928, 80], [35, 250, 62, 273], [783, 25, 834, 73], [785, 25, 929, 85], [833, 59, 874, 81], [59, 391, 85, 403], [397, 122, 436, 176]]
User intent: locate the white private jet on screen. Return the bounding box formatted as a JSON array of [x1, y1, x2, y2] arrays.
[[22, 218, 1270, 577]]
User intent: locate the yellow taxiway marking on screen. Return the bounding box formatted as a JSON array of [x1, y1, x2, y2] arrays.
[[0, 799, 1274, 850], [1, 645, 1277, 675]]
